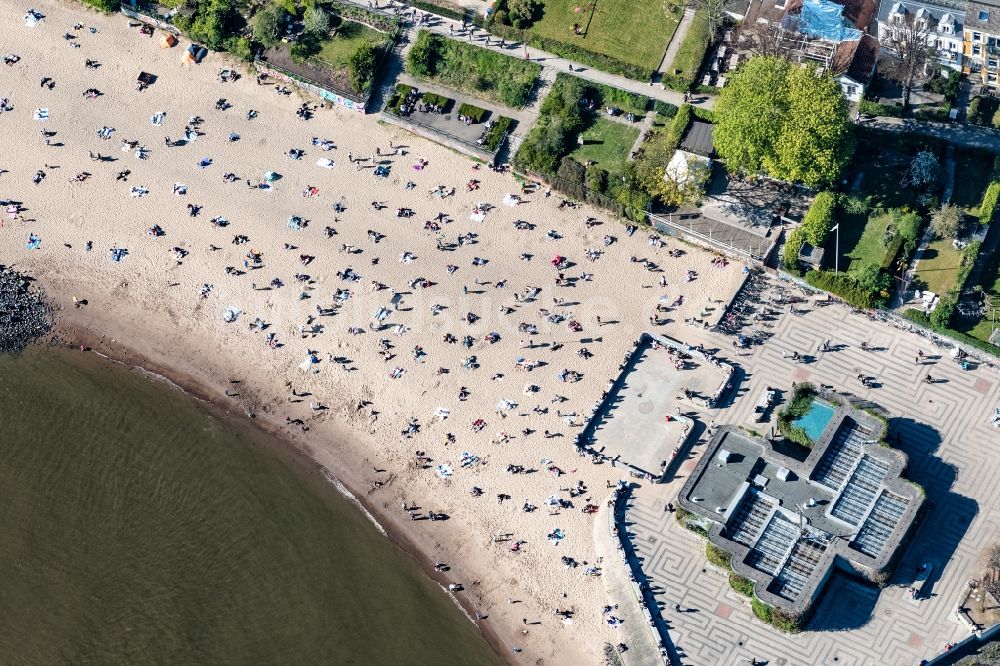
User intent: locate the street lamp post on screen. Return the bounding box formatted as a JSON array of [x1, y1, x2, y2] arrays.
[[832, 224, 840, 275]]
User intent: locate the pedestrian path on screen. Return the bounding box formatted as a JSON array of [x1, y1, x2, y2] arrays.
[[341, 0, 713, 109], [655, 9, 695, 84]]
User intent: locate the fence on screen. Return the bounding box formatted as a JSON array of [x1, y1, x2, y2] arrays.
[[379, 110, 505, 163], [648, 211, 776, 263], [119, 1, 180, 35], [772, 269, 1000, 369], [514, 168, 629, 218], [253, 60, 368, 113]]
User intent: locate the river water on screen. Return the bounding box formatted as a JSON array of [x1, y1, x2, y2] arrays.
[[0, 347, 499, 664]]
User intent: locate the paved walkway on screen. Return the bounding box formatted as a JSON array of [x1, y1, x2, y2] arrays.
[[593, 496, 666, 665], [622, 280, 1000, 666], [350, 0, 713, 109], [655, 9, 695, 84], [865, 116, 1000, 152]]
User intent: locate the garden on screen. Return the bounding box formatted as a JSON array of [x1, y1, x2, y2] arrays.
[[254, 2, 397, 97], [483, 0, 683, 80], [514, 73, 702, 220], [568, 117, 640, 179], [406, 31, 541, 109]]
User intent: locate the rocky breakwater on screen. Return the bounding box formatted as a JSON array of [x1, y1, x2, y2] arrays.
[[0, 266, 52, 353]]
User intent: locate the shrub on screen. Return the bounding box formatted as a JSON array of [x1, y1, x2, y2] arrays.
[[751, 595, 773, 623], [405, 31, 540, 108], [253, 5, 284, 48], [223, 35, 253, 62], [419, 92, 450, 109], [654, 100, 678, 118], [924, 70, 961, 102], [980, 182, 1000, 224], [480, 116, 513, 152], [729, 574, 755, 597], [777, 383, 817, 446], [457, 102, 488, 123], [706, 542, 733, 570], [930, 294, 957, 329], [348, 43, 378, 93], [302, 6, 331, 36], [667, 104, 693, 145], [858, 99, 903, 117], [969, 96, 982, 123], [914, 105, 951, 123], [586, 166, 609, 194], [782, 228, 806, 270], [804, 269, 889, 309], [385, 83, 414, 113]]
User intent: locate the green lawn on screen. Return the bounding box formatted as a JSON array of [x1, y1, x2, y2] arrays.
[[840, 212, 893, 273], [569, 117, 639, 177], [312, 20, 388, 71], [913, 238, 963, 295], [529, 0, 681, 72]]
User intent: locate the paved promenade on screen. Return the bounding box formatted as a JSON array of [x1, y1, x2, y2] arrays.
[[622, 282, 1000, 665]]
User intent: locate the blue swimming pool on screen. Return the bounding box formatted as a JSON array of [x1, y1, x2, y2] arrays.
[[792, 400, 835, 442]]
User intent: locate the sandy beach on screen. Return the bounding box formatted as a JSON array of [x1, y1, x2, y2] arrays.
[[1, 2, 748, 661]]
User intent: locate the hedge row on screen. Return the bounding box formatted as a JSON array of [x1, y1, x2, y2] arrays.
[[409, 0, 468, 21], [783, 192, 836, 269], [858, 99, 903, 118], [803, 269, 887, 309], [902, 308, 1000, 356], [457, 102, 487, 122], [980, 182, 1000, 224], [481, 115, 513, 152]]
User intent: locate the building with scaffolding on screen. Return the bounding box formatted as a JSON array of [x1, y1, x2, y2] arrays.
[[678, 403, 923, 618], [745, 0, 879, 100]]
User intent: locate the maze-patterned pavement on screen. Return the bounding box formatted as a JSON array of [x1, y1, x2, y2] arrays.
[[624, 298, 1000, 666]]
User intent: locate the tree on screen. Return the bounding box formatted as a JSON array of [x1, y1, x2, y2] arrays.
[[506, 0, 540, 28], [715, 56, 852, 186], [879, 13, 935, 109], [690, 0, 727, 42], [769, 65, 853, 186], [655, 153, 710, 206], [931, 203, 962, 239], [904, 149, 940, 189], [747, 17, 800, 57], [348, 43, 378, 92], [253, 5, 284, 48], [302, 6, 331, 37], [713, 56, 790, 176]]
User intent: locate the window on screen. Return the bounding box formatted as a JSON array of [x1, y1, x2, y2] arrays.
[[990, 58, 999, 68], [974, 44, 983, 55], [974, 32, 983, 42], [845, 84, 858, 97], [980, 10, 990, 21]]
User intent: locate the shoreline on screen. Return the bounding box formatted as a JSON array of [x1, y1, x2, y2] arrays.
[[46, 317, 509, 663]]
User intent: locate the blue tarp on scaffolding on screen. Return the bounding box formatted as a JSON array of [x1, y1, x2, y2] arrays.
[[794, 0, 861, 42]]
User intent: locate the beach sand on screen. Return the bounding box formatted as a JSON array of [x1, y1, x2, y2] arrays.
[[1, 2, 748, 661]]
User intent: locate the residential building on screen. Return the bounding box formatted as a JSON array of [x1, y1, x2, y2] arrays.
[[744, 0, 881, 100], [875, 0, 965, 72], [964, 0, 1000, 88]]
